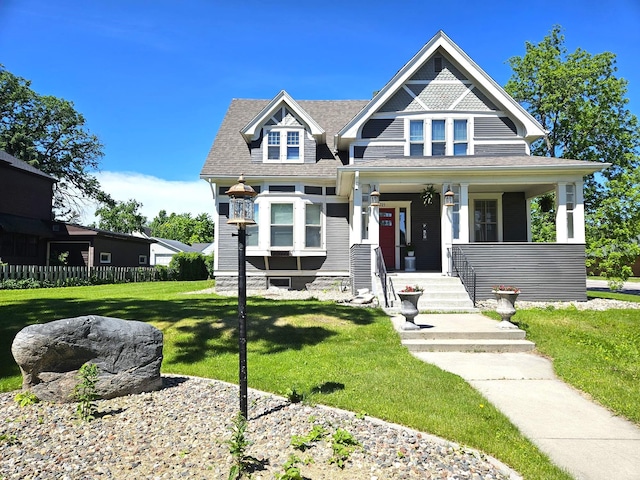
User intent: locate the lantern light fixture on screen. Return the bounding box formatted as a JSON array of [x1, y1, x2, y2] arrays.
[[226, 175, 257, 226], [370, 187, 380, 207], [444, 188, 455, 208]]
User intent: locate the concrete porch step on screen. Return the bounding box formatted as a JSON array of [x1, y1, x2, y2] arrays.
[[402, 338, 536, 353], [391, 313, 536, 353]]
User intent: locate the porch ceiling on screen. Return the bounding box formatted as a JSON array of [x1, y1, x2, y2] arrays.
[[377, 182, 555, 198]]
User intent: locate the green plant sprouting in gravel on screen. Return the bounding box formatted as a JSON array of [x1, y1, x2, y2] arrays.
[[0, 433, 19, 445], [226, 412, 262, 479], [290, 424, 327, 451], [329, 428, 361, 469], [74, 363, 99, 421], [276, 454, 304, 480], [14, 390, 39, 407], [285, 386, 304, 404]]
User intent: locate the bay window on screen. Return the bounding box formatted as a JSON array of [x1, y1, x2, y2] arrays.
[[453, 119, 468, 155], [305, 204, 322, 248], [270, 203, 294, 247]]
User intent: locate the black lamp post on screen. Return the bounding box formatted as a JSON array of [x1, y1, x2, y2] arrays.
[[226, 175, 256, 419]]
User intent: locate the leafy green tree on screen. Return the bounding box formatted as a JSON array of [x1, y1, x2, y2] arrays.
[[94, 199, 147, 234], [0, 66, 112, 220], [149, 211, 214, 244], [505, 26, 640, 282]]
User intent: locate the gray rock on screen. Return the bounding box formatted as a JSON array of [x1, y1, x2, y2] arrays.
[[11, 315, 163, 403]]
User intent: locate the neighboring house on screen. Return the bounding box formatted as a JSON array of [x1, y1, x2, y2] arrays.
[[192, 242, 215, 256], [0, 150, 56, 265], [149, 238, 201, 266], [200, 31, 607, 301], [49, 223, 154, 267]]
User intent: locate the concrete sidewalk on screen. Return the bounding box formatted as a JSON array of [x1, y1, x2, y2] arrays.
[[413, 351, 640, 480]]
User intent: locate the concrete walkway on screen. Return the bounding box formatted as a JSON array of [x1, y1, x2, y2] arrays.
[[413, 349, 640, 480]]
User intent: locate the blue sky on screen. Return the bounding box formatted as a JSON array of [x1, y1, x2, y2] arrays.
[[1, 0, 639, 221]]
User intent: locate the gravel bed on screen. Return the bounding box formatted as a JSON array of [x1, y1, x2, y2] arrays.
[[0, 376, 518, 479], [476, 297, 640, 311]]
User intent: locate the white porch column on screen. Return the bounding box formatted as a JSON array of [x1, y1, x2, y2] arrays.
[[555, 182, 568, 243], [351, 171, 362, 245], [368, 204, 380, 245], [573, 180, 586, 243], [526, 197, 532, 242], [459, 183, 469, 242], [441, 185, 453, 275]]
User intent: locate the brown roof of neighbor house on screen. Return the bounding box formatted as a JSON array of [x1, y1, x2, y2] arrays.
[[200, 99, 369, 180], [0, 150, 57, 181]]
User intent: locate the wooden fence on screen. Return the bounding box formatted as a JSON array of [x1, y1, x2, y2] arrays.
[[0, 265, 159, 284]]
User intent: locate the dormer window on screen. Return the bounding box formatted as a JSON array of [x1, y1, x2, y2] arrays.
[[264, 128, 304, 162]]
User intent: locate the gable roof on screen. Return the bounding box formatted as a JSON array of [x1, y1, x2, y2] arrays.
[[240, 90, 326, 144], [200, 98, 368, 181], [335, 30, 546, 150], [0, 150, 57, 182], [153, 237, 200, 253]]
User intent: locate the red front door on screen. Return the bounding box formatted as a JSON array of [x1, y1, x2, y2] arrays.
[[379, 208, 395, 270]]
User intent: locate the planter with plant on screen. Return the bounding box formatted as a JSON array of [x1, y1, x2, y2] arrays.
[[492, 285, 521, 328], [397, 285, 424, 330], [405, 243, 415, 257]]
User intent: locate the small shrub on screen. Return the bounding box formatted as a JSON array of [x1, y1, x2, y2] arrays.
[[14, 391, 39, 407], [74, 363, 99, 421], [168, 252, 208, 281], [226, 412, 262, 479], [154, 265, 169, 281], [285, 387, 304, 404], [277, 454, 304, 480], [205, 253, 215, 279]]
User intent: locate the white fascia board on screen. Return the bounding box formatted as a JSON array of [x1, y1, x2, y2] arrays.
[[240, 90, 325, 144], [336, 31, 546, 150]]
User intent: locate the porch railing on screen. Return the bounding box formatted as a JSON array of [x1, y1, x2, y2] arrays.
[[451, 246, 476, 306], [374, 247, 396, 307]]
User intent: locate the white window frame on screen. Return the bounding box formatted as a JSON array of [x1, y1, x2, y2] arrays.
[[263, 127, 305, 163], [100, 252, 112, 264], [404, 117, 470, 156], [138, 254, 147, 265], [270, 202, 295, 249], [304, 203, 323, 249], [468, 194, 503, 242], [566, 183, 575, 240]]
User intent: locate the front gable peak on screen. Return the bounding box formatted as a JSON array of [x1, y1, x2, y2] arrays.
[[240, 90, 326, 144], [336, 30, 545, 150]]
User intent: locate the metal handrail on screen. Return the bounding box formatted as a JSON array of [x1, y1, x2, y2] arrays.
[[374, 247, 395, 307], [451, 246, 477, 306]]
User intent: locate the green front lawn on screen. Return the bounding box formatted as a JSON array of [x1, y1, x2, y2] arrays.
[[1, 282, 572, 479]]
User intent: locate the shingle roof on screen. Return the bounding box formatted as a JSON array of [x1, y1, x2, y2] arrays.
[[350, 155, 606, 170], [200, 99, 369, 179], [0, 150, 57, 181]]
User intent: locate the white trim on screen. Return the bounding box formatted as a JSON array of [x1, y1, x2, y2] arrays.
[[262, 126, 305, 163], [99, 252, 112, 264], [375, 200, 412, 270], [468, 193, 504, 243]]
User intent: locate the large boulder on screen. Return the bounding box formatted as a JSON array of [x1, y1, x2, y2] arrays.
[[11, 315, 163, 403]]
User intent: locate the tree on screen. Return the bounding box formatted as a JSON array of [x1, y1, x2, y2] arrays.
[[149, 211, 214, 244], [505, 26, 640, 284], [94, 199, 147, 234], [0, 66, 112, 220]]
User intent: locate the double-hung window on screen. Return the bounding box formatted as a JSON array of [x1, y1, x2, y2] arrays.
[[566, 184, 575, 239], [409, 120, 424, 156], [271, 204, 294, 247], [265, 129, 303, 162], [247, 203, 259, 247], [305, 204, 322, 248], [453, 120, 468, 155], [431, 120, 446, 155], [473, 200, 498, 242]]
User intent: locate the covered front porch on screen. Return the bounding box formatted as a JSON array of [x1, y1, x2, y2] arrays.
[[339, 157, 601, 302]]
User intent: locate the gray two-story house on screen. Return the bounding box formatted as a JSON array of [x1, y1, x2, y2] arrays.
[[200, 31, 606, 301]]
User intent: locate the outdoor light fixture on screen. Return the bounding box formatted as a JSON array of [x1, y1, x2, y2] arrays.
[[226, 174, 257, 420], [444, 188, 455, 208], [370, 187, 380, 207]]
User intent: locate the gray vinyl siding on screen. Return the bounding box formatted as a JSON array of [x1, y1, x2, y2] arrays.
[[502, 192, 527, 242], [457, 243, 587, 301], [216, 203, 238, 270], [323, 203, 350, 271], [350, 244, 371, 294], [354, 145, 404, 160], [474, 144, 527, 155], [304, 134, 316, 163], [474, 117, 518, 138], [361, 118, 403, 139]]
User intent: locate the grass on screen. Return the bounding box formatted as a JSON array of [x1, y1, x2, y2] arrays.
[[486, 292, 640, 425], [0, 281, 572, 479]]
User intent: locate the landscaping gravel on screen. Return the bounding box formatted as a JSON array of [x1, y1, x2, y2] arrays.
[[0, 376, 518, 479]]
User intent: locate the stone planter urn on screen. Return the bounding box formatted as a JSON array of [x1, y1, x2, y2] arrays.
[[398, 289, 422, 330], [493, 289, 520, 329]]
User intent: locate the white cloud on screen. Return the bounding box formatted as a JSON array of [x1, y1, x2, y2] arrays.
[[78, 171, 214, 225]]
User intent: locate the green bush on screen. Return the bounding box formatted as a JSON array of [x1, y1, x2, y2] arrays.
[[154, 265, 169, 281], [168, 252, 208, 281], [204, 253, 215, 279]]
